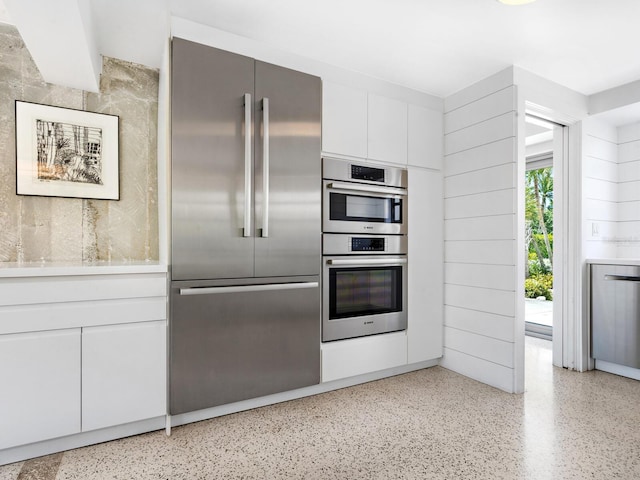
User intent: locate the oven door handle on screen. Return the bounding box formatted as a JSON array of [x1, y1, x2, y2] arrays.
[[326, 258, 407, 266], [326, 182, 407, 197]]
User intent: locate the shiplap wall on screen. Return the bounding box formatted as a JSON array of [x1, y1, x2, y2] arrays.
[[617, 122, 640, 257], [583, 118, 640, 259], [441, 72, 519, 393], [582, 118, 618, 259]]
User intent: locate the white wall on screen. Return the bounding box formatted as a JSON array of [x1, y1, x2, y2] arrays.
[[582, 118, 619, 259], [441, 69, 520, 393], [582, 118, 640, 260], [617, 122, 640, 257]]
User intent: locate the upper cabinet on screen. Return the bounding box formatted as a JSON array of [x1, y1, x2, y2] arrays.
[[408, 104, 443, 170], [322, 81, 442, 170], [322, 81, 368, 159], [368, 93, 408, 166]]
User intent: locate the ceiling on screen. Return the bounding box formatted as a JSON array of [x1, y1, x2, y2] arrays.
[[2, 0, 640, 99]]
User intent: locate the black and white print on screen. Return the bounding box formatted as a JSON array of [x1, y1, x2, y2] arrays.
[[16, 101, 119, 200], [36, 120, 103, 185]]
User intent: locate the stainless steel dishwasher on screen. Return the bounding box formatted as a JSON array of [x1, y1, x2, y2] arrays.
[[591, 264, 640, 368]]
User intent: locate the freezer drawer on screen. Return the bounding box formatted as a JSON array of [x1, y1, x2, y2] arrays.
[[591, 264, 640, 368], [169, 277, 320, 415]]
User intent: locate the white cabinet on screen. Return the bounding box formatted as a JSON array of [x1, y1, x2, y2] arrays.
[[321, 331, 407, 382], [407, 167, 443, 363], [322, 82, 442, 170], [368, 93, 408, 165], [82, 321, 166, 431], [322, 81, 368, 158], [0, 268, 167, 455], [408, 104, 443, 170], [0, 329, 81, 449]]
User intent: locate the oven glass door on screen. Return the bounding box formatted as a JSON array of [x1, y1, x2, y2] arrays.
[[329, 192, 402, 224], [329, 265, 403, 320]]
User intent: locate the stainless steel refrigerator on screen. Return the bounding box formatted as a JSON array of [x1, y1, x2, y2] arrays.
[[169, 38, 321, 415]]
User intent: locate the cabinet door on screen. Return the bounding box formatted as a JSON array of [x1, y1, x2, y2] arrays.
[[407, 167, 443, 363], [82, 321, 166, 431], [408, 104, 443, 170], [254, 61, 322, 277], [171, 37, 255, 280], [322, 81, 368, 159], [0, 329, 81, 449], [368, 93, 408, 165]]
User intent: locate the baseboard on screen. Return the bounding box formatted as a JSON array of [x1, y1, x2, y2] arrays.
[[169, 359, 439, 429], [0, 416, 166, 466], [1, 360, 440, 466], [595, 359, 640, 381]]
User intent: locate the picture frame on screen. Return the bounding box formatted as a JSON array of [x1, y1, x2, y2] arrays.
[[15, 100, 120, 200]]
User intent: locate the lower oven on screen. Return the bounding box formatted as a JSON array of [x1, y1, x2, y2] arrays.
[[322, 234, 407, 342]]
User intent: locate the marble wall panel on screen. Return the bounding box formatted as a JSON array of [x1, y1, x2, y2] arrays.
[[0, 27, 23, 262], [0, 24, 159, 264]]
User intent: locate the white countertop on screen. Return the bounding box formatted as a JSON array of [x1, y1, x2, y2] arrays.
[[0, 261, 168, 278], [586, 258, 640, 266]]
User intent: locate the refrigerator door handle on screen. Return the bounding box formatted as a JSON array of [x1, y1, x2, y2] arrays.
[[261, 97, 270, 238], [179, 281, 319, 296], [604, 274, 640, 282], [243, 93, 252, 237]]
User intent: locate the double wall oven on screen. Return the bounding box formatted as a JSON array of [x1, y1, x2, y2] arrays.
[[322, 157, 408, 342]]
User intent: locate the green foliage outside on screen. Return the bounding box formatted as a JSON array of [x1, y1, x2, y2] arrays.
[[525, 273, 553, 300], [525, 167, 553, 300]]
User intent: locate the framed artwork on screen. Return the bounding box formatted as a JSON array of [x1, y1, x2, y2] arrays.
[[15, 100, 120, 200]]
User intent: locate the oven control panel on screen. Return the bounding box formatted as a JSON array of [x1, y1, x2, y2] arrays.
[[322, 233, 407, 256], [351, 237, 386, 252], [350, 164, 385, 183]]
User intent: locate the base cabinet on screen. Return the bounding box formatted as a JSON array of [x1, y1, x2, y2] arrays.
[[0, 270, 167, 454], [0, 329, 81, 450], [82, 321, 166, 431], [321, 332, 408, 382]]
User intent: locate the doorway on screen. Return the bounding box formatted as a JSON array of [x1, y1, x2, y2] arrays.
[[524, 116, 554, 341], [524, 115, 562, 355]]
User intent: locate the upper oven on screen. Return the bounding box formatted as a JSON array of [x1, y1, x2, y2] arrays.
[[323, 157, 407, 235]]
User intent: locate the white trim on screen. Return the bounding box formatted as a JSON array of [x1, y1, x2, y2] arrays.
[[553, 124, 568, 368], [523, 102, 583, 372]]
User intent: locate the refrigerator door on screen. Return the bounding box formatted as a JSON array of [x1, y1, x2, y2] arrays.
[[591, 264, 640, 368], [171, 38, 255, 280], [169, 277, 321, 414], [254, 61, 322, 277]]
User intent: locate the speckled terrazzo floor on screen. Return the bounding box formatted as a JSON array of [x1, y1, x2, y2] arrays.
[[2, 337, 640, 479]]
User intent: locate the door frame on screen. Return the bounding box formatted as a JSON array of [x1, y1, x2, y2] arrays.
[[522, 102, 584, 371]]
